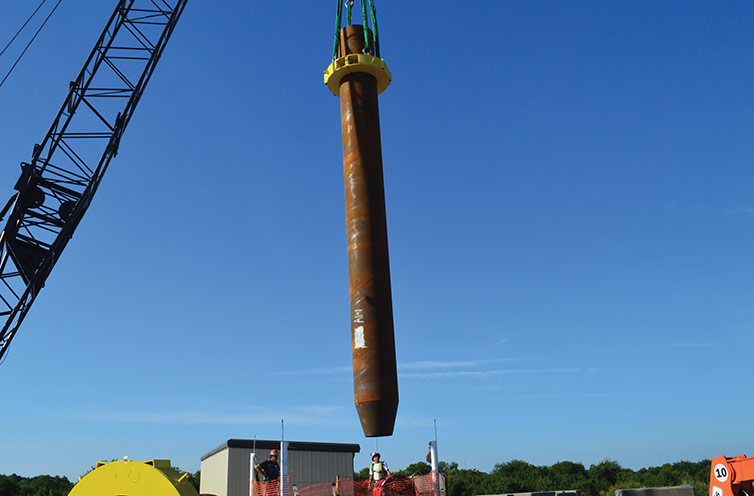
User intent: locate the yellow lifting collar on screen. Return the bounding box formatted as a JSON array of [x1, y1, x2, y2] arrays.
[[324, 53, 391, 96]]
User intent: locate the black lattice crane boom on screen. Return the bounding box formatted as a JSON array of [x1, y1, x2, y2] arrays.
[[0, 0, 187, 362]]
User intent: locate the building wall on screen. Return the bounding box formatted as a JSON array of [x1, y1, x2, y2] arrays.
[[201, 449, 230, 496], [287, 449, 354, 488], [202, 441, 357, 496], [226, 447, 354, 496], [228, 447, 255, 496]]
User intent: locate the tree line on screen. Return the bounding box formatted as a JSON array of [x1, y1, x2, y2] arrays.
[[0, 467, 200, 496], [0, 459, 709, 496], [356, 459, 710, 496], [0, 475, 73, 496]]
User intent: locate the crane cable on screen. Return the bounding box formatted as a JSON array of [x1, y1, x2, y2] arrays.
[[0, 0, 64, 91], [0, 0, 55, 366], [0, 0, 49, 60]]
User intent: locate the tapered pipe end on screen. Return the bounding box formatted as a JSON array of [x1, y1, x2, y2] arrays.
[[356, 399, 398, 437]]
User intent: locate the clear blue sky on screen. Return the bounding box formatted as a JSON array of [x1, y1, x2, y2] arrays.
[[0, 0, 752, 482]]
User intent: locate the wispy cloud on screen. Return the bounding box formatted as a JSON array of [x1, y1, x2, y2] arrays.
[[265, 358, 584, 381], [669, 202, 754, 218], [394, 414, 441, 429], [69, 406, 346, 426], [662, 343, 712, 348], [399, 358, 527, 370], [269, 358, 529, 376], [270, 366, 351, 376], [399, 367, 586, 379], [509, 392, 610, 400], [724, 207, 754, 216]]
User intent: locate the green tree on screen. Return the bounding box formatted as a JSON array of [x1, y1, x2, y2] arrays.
[[588, 459, 623, 496], [415, 458, 712, 496], [488, 459, 543, 493], [355, 467, 370, 480], [438, 462, 458, 473], [12, 474, 73, 496], [0, 475, 21, 496], [444, 467, 488, 496], [398, 462, 431, 477], [546, 461, 589, 491]]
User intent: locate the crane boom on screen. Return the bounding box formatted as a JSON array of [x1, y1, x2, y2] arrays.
[[0, 0, 187, 362]]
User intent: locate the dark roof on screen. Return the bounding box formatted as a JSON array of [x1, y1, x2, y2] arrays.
[[201, 439, 361, 461]]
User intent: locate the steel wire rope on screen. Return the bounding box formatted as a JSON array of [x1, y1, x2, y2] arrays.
[[0, 0, 52, 365], [0, 0, 49, 60], [0, 0, 64, 91]]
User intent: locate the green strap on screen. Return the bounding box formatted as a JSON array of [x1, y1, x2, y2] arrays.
[[332, 0, 343, 60], [361, 0, 370, 54], [332, 0, 382, 59], [369, 0, 379, 58]]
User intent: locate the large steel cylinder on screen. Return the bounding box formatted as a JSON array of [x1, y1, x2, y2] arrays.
[[338, 25, 398, 437], [68, 459, 199, 496]]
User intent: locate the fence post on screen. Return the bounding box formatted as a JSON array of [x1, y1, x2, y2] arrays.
[[280, 442, 289, 496], [429, 441, 439, 496], [250, 452, 258, 496]]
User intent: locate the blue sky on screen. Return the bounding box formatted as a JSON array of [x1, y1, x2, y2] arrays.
[[0, 0, 753, 482]]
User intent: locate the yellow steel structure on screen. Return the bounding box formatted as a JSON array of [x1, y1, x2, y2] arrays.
[[323, 53, 391, 96], [68, 459, 199, 496]]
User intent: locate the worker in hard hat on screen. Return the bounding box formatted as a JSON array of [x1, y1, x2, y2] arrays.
[[368, 452, 391, 487], [255, 450, 280, 482]]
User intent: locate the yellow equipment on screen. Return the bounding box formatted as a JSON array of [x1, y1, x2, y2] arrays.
[[323, 52, 392, 96], [68, 459, 199, 496]]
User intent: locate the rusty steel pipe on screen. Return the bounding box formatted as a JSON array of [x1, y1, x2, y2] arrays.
[[337, 25, 398, 437]]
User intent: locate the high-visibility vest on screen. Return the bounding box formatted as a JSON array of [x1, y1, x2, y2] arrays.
[[371, 462, 386, 480]]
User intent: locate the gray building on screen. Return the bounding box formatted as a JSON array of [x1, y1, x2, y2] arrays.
[[200, 439, 360, 496]]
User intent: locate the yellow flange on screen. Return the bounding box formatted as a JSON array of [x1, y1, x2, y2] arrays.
[[323, 53, 391, 96], [68, 459, 199, 496]]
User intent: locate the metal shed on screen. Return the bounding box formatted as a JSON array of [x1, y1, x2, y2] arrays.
[[200, 439, 360, 496]]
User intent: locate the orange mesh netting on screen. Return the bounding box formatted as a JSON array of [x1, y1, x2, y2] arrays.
[[376, 476, 415, 496], [251, 476, 288, 496], [252, 474, 442, 496], [411, 474, 441, 496]]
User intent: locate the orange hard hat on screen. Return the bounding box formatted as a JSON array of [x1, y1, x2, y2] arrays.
[[270, 450, 279, 456]]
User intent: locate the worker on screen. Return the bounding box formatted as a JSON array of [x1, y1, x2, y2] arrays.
[[255, 450, 280, 482], [369, 452, 391, 486]]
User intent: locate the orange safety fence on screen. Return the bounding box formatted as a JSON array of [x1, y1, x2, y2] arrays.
[[251, 476, 288, 496], [251, 474, 442, 496], [298, 480, 340, 496], [412, 474, 442, 496]]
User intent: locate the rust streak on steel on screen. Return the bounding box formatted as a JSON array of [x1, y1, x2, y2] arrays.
[[338, 25, 398, 437]]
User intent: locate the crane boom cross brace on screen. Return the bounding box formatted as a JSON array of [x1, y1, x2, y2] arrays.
[[0, 0, 187, 362]]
